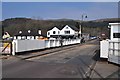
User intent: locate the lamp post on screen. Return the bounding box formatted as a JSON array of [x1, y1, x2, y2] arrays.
[[79, 14, 87, 38]]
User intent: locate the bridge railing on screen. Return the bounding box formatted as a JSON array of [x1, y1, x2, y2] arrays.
[[108, 41, 120, 64], [11, 39, 81, 55]]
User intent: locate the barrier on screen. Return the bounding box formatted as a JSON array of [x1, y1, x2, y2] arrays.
[[100, 40, 120, 64], [12, 39, 81, 55]]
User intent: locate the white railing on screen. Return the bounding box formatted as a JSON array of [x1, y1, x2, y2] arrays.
[[100, 40, 120, 64], [12, 39, 81, 55], [108, 41, 120, 64]]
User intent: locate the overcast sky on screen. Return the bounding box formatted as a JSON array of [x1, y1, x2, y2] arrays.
[[2, 2, 118, 21]]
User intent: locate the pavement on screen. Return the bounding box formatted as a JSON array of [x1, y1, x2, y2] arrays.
[[91, 61, 120, 78]]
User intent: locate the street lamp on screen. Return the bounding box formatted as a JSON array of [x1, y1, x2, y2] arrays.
[[81, 14, 87, 21], [79, 14, 87, 38]]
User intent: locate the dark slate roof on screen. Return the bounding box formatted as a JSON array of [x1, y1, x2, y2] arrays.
[[68, 25, 79, 31], [15, 30, 41, 36]]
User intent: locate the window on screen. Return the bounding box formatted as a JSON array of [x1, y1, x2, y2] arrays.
[[38, 30, 41, 35], [21, 36, 26, 40], [66, 27, 68, 29], [113, 33, 120, 38], [48, 32, 50, 35], [65, 31, 70, 34], [53, 31, 56, 34], [58, 31, 60, 34]]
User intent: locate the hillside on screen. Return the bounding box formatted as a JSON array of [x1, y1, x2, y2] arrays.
[[92, 18, 120, 22], [1, 18, 120, 38]]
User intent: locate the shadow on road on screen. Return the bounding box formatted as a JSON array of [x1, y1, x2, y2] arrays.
[[92, 49, 100, 61]]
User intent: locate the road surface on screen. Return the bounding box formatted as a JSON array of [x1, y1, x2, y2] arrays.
[[2, 40, 104, 78]]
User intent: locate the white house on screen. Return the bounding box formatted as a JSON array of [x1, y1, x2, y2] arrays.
[[47, 25, 79, 38], [47, 27, 60, 38], [14, 29, 42, 40], [60, 25, 77, 36]]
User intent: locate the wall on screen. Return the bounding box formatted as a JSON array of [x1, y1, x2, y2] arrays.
[[12, 39, 81, 55], [12, 40, 45, 55]]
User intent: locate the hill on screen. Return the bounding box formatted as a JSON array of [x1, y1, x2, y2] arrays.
[[92, 18, 120, 23], [1, 17, 120, 38]]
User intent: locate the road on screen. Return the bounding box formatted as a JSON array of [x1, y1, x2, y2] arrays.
[[2, 40, 101, 78]]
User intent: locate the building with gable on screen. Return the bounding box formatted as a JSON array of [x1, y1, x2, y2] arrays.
[[47, 25, 79, 39]]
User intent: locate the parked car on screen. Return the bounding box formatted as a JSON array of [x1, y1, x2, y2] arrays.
[[90, 36, 97, 40]]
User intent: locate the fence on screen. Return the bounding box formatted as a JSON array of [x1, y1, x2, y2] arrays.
[[108, 41, 120, 64], [100, 40, 120, 65]]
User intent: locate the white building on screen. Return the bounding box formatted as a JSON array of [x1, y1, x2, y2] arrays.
[[47, 25, 79, 39], [109, 23, 120, 41], [60, 25, 77, 36], [100, 23, 120, 65]]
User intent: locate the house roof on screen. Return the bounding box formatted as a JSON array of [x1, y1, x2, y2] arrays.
[[14, 30, 41, 36], [48, 27, 61, 32], [47, 25, 79, 31], [14, 25, 79, 37]]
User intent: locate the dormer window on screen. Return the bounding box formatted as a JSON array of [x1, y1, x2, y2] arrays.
[[28, 30, 31, 33], [19, 31, 22, 34]]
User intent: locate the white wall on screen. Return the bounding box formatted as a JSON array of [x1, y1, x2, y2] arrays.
[[100, 40, 109, 58], [12, 39, 81, 55], [60, 25, 75, 35], [47, 27, 60, 37], [12, 40, 45, 55]]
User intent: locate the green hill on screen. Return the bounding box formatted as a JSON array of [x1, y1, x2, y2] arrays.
[[1, 17, 120, 38]]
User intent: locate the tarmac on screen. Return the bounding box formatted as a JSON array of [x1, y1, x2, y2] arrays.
[[1, 40, 120, 79]]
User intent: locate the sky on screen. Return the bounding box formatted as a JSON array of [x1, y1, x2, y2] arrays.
[[1, 0, 120, 2], [2, 2, 119, 21]]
